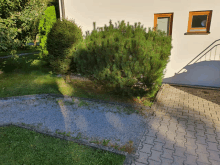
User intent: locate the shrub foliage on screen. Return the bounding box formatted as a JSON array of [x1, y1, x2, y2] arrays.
[[71, 20, 172, 98], [46, 17, 83, 75]]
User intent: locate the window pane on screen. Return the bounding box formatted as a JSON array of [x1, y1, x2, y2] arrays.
[[191, 15, 207, 28], [157, 17, 170, 36]]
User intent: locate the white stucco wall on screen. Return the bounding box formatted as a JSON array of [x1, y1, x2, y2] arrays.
[[60, 0, 220, 88]]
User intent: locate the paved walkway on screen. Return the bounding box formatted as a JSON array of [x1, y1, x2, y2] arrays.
[[131, 84, 220, 165]]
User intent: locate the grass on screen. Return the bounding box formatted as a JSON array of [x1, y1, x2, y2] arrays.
[[0, 46, 160, 164], [0, 125, 126, 165]]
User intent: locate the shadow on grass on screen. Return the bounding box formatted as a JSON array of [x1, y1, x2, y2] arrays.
[[0, 51, 160, 109]]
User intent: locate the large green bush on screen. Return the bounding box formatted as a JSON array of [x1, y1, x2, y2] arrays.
[[71, 20, 172, 98], [38, 5, 57, 61], [46, 17, 83, 75], [0, 0, 48, 56]]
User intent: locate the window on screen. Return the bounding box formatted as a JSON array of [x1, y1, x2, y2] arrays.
[[154, 13, 174, 36], [186, 10, 212, 34]]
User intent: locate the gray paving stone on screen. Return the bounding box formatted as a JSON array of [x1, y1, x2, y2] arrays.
[[148, 159, 161, 165], [185, 130, 196, 138], [194, 120, 206, 125], [146, 128, 158, 138], [201, 118, 214, 124], [196, 129, 206, 137], [195, 123, 205, 130], [204, 123, 216, 129], [208, 159, 220, 165], [186, 121, 196, 127], [185, 137, 197, 147], [166, 132, 176, 142], [217, 143, 220, 150], [163, 140, 175, 150], [139, 143, 154, 154], [157, 125, 169, 132], [161, 118, 171, 123], [196, 152, 211, 164], [215, 126, 220, 133], [175, 132, 186, 141], [152, 142, 164, 151], [160, 157, 173, 165], [185, 144, 197, 156], [176, 128, 187, 134], [173, 146, 187, 158], [184, 153, 198, 164], [206, 141, 219, 151], [171, 155, 186, 165], [207, 150, 220, 162], [196, 143, 209, 154], [177, 120, 187, 126], [167, 127, 177, 133], [204, 127, 216, 135], [174, 139, 186, 148], [147, 120, 161, 129], [149, 150, 162, 163], [196, 135, 207, 145], [186, 125, 196, 132], [196, 162, 211, 165], [216, 132, 220, 140], [134, 151, 151, 164], [160, 121, 170, 126], [132, 161, 148, 165], [130, 84, 220, 165], [154, 135, 167, 144], [168, 118, 178, 125], [144, 136, 156, 145], [206, 134, 218, 143], [167, 121, 178, 129], [157, 129, 168, 137], [161, 148, 174, 160], [139, 135, 148, 144]]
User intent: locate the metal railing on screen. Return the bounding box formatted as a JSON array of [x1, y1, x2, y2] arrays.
[[176, 39, 220, 74]]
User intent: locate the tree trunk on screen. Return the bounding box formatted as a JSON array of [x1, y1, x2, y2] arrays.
[[65, 74, 71, 83], [33, 39, 37, 47], [33, 34, 37, 47]]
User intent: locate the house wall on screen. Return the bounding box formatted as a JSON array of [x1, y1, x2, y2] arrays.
[[60, 0, 220, 88]]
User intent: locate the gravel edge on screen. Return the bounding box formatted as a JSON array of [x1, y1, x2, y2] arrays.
[[0, 74, 165, 165]]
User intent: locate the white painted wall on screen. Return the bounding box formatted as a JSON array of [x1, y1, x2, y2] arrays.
[[60, 0, 220, 88]]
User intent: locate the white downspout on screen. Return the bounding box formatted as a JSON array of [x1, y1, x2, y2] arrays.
[[59, 0, 65, 21]]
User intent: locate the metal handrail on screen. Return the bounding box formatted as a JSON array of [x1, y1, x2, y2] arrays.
[[176, 39, 220, 74], [194, 44, 220, 63]]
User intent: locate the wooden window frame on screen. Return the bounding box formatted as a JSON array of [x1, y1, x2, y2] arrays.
[[185, 10, 212, 35], [154, 13, 174, 36]]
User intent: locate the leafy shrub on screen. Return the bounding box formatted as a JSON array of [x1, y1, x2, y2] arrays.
[[71, 20, 172, 98], [38, 5, 57, 61], [46, 17, 83, 75]]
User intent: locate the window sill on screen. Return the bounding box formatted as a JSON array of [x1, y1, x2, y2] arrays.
[[184, 32, 210, 35]]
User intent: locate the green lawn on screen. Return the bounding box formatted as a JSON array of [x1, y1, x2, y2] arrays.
[[0, 50, 157, 164], [0, 125, 126, 165]]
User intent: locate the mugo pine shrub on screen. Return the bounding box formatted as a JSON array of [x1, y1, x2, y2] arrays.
[[72, 20, 172, 98], [38, 5, 57, 62], [46, 17, 83, 76]]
